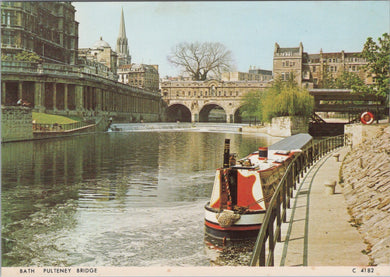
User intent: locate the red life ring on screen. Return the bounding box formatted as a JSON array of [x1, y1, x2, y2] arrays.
[[360, 111, 374, 125]]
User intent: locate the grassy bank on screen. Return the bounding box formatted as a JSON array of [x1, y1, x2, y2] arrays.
[[32, 112, 82, 124]]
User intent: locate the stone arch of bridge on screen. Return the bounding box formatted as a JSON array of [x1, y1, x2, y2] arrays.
[[199, 103, 226, 122], [233, 106, 244, 123], [166, 103, 192, 122]]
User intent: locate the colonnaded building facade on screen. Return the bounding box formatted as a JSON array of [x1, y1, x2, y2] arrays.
[[1, 2, 162, 123]]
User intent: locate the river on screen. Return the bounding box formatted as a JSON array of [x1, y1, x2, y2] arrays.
[[1, 124, 281, 267]]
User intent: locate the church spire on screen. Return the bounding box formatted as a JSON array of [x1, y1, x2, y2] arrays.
[[118, 8, 126, 40], [116, 7, 131, 66]]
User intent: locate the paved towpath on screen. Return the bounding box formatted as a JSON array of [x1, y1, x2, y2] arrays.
[[273, 147, 369, 266]]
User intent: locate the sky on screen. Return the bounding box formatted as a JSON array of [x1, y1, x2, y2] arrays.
[[73, 1, 389, 77]]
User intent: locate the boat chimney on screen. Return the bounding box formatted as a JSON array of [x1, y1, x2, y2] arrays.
[[258, 147, 268, 159], [223, 139, 230, 168]]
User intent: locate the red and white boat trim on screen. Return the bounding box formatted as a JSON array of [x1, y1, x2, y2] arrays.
[[204, 133, 313, 241]]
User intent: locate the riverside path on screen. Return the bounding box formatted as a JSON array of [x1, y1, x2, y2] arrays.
[[273, 147, 369, 266]]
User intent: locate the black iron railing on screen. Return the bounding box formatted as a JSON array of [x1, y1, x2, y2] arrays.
[[249, 135, 345, 266]]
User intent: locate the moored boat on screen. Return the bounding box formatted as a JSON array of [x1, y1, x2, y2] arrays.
[[204, 133, 313, 241]]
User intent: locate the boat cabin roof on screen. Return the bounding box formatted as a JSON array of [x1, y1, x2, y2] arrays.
[[269, 133, 312, 152]]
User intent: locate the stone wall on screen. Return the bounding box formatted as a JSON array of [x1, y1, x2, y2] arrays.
[[1, 106, 33, 142], [341, 126, 390, 265], [344, 123, 385, 148], [268, 116, 308, 137]]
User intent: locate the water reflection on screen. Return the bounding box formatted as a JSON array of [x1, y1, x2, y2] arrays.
[[2, 129, 279, 266]]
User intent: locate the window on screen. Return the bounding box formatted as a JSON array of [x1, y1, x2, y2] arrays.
[[1, 30, 14, 45], [312, 66, 316, 72], [1, 11, 13, 26]]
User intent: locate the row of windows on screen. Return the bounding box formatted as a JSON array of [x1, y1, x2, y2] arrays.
[[170, 90, 241, 97], [308, 57, 365, 63], [282, 61, 296, 67]]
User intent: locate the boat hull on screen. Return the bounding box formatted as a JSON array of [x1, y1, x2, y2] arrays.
[[204, 204, 265, 241]]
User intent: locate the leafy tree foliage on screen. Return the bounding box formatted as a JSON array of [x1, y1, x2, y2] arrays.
[[240, 90, 266, 122], [334, 71, 365, 89], [318, 64, 335, 89], [1, 53, 12, 61], [240, 75, 314, 123], [13, 51, 41, 62], [261, 76, 314, 122], [357, 33, 390, 97], [167, 42, 234, 80], [318, 65, 365, 90]]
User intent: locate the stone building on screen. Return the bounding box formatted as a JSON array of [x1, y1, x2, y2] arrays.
[[221, 67, 272, 82], [273, 42, 306, 86], [114, 8, 160, 93], [273, 42, 372, 88], [78, 37, 118, 76], [118, 64, 160, 92], [308, 50, 372, 87], [1, 1, 78, 64], [161, 79, 270, 99], [1, 3, 162, 123]]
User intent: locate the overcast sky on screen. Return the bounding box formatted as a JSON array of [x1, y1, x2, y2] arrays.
[[73, 1, 389, 77]]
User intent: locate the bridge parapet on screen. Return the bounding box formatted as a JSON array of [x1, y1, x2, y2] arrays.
[[161, 79, 271, 122]]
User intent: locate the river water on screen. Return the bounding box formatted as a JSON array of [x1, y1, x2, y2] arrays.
[[1, 125, 280, 267]]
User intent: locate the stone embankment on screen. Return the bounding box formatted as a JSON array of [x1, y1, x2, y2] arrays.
[[341, 125, 390, 265]]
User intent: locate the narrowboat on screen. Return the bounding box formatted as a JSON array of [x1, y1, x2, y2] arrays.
[[204, 133, 313, 241]]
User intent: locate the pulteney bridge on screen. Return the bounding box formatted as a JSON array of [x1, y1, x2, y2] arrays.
[[160, 79, 269, 123]]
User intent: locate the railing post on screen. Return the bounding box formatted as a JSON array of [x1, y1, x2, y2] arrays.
[[277, 194, 281, 242], [282, 178, 287, 221], [268, 211, 274, 266], [292, 162, 296, 191], [259, 237, 266, 266]]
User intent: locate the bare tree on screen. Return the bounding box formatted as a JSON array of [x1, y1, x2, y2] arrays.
[[167, 42, 234, 80]]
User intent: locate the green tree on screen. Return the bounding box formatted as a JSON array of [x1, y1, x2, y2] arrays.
[[357, 33, 390, 97], [1, 53, 12, 61], [261, 75, 314, 122], [334, 71, 365, 89], [318, 63, 336, 89], [14, 51, 41, 62], [240, 90, 265, 122]]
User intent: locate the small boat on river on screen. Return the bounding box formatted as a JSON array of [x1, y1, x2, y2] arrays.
[[204, 133, 313, 241]]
